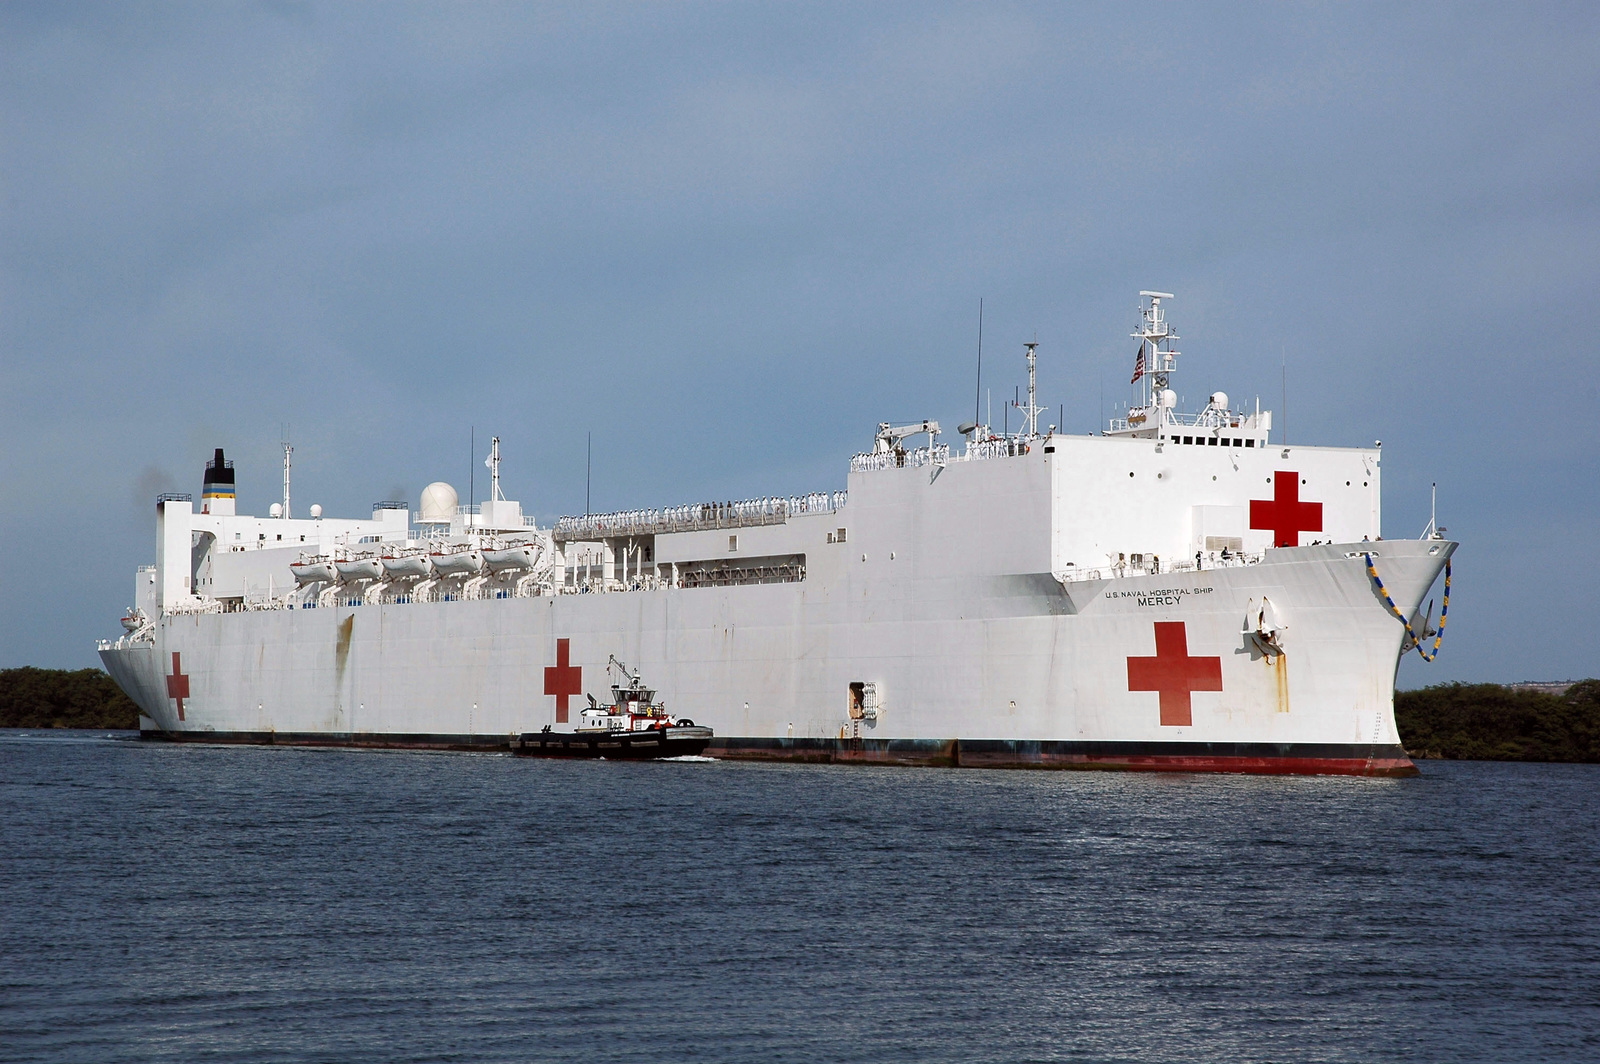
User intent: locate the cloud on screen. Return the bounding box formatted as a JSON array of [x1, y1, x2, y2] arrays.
[[3, 2, 1598, 679]]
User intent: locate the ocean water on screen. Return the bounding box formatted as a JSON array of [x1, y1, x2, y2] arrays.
[[1, 731, 1596, 1063]]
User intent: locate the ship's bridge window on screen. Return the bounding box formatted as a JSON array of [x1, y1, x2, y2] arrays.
[[1208, 437, 1217, 446], [1246, 439, 1255, 448], [1182, 436, 1192, 445]]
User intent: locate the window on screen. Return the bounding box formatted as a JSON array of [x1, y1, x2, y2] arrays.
[[836, 528, 848, 543], [1246, 439, 1255, 448], [729, 535, 738, 551], [1183, 436, 1192, 445], [1208, 437, 1218, 446]]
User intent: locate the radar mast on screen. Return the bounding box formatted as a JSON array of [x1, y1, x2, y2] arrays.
[[1132, 291, 1179, 415]]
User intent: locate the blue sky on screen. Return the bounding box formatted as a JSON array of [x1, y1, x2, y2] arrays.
[[3, 2, 1596, 684]]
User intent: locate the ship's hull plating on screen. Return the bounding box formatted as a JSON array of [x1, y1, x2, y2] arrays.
[[102, 541, 1451, 777]]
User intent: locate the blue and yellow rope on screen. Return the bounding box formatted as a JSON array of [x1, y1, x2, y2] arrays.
[[1364, 552, 1450, 662]]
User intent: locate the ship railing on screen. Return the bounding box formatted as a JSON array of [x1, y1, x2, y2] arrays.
[[1054, 550, 1266, 583], [554, 491, 847, 542], [1108, 411, 1259, 433], [849, 443, 950, 473], [954, 437, 1033, 462]]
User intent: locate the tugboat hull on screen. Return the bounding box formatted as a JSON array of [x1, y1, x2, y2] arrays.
[[511, 726, 713, 759]]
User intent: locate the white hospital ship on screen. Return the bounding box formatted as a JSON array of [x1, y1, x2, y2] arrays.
[[99, 292, 1454, 775]]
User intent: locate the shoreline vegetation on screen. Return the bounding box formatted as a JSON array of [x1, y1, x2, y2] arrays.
[[1396, 680, 1600, 762], [2, 668, 140, 730], [2, 668, 1598, 763]]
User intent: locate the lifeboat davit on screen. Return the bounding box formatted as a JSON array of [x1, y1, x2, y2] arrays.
[[381, 553, 431, 579], [429, 548, 484, 577], [484, 542, 543, 573], [335, 557, 383, 582], [290, 559, 337, 585]]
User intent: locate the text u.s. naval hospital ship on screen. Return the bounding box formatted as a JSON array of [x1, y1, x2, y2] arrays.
[[100, 292, 1454, 775]]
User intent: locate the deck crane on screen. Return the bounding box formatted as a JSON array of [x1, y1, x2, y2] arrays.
[[873, 419, 941, 457]]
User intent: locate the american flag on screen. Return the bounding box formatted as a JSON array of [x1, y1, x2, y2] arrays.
[[1130, 343, 1145, 384]]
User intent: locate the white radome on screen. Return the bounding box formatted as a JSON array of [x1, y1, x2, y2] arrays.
[[420, 482, 458, 524], [1210, 391, 1229, 410]]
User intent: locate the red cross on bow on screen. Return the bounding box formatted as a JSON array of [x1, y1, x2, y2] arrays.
[[165, 652, 190, 721], [1250, 470, 1323, 548], [1126, 621, 1223, 727], [543, 638, 583, 724]]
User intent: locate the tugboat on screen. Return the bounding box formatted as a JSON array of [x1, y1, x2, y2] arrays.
[[510, 656, 713, 759]]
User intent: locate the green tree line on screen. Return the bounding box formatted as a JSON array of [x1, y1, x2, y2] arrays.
[[1396, 681, 1600, 762], [0, 667, 139, 729]]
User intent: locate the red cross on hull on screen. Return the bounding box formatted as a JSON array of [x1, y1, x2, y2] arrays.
[[1127, 621, 1223, 727], [165, 652, 190, 722], [543, 638, 582, 724], [1250, 470, 1323, 548]]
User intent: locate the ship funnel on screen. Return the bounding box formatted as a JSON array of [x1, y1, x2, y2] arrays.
[[202, 447, 235, 516]]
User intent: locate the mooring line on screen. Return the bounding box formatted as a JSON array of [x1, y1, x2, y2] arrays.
[[1364, 552, 1450, 661]]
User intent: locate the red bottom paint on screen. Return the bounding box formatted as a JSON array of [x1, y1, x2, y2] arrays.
[[139, 729, 1418, 778]]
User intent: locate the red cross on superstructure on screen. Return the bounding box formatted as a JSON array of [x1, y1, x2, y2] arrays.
[[165, 652, 190, 722], [543, 638, 583, 724], [1126, 621, 1223, 727], [1250, 470, 1323, 548]]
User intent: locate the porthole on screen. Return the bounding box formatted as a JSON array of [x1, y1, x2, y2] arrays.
[[1129, 472, 1134, 477]]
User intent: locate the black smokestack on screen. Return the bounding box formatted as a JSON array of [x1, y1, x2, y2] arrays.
[[203, 447, 235, 494]]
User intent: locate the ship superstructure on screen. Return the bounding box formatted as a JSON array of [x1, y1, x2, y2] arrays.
[[101, 293, 1454, 775]]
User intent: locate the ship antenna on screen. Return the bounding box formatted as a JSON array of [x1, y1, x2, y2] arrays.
[[1022, 340, 1041, 439], [487, 436, 505, 502], [973, 298, 983, 429], [281, 430, 292, 520]]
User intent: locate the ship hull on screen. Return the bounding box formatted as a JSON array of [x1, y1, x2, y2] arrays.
[[103, 541, 1450, 777]]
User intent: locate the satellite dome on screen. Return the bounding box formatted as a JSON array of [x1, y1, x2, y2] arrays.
[[1158, 388, 1177, 408], [309, 504, 322, 519], [269, 503, 283, 518], [1209, 391, 1229, 410], [419, 481, 459, 524]]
